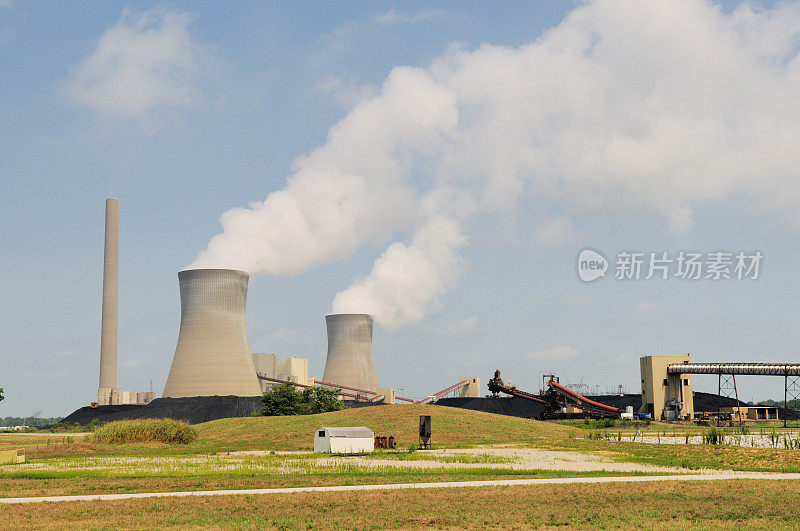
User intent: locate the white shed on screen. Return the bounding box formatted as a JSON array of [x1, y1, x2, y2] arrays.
[[314, 427, 374, 453]]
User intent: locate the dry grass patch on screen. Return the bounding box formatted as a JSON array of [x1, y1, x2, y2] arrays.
[[92, 419, 198, 445], [1, 479, 799, 529]]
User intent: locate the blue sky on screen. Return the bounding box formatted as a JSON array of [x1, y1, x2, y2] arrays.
[[2, 0, 800, 417]]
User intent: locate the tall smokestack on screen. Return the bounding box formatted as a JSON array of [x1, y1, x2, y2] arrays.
[[163, 269, 262, 398], [322, 314, 380, 392], [98, 198, 119, 402]]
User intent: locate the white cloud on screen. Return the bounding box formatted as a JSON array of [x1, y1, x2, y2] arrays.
[[316, 76, 378, 109], [64, 8, 212, 118], [122, 359, 140, 369], [372, 8, 446, 26], [264, 327, 298, 340], [438, 315, 479, 335], [526, 346, 579, 361], [536, 217, 578, 246], [193, 0, 800, 329], [331, 216, 466, 328]]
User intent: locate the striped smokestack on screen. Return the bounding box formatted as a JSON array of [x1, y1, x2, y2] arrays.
[[98, 198, 119, 399]]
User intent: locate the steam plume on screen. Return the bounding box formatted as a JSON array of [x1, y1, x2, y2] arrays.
[[192, 0, 800, 327]]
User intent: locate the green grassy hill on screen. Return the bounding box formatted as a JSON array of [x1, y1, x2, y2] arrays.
[[198, 404, 572, 452], [9, 404, 573, 457]]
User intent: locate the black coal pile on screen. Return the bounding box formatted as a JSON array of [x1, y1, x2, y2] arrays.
[[436, 391, 752, 420], [62, 396, 264, 425], [584, 394, 642, 410], [692, 391, 748, 410], [436, 396, 547, 418]]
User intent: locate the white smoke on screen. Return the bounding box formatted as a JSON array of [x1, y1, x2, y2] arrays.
[[332, 216, 466, 328], [192, 0, 800, 327]]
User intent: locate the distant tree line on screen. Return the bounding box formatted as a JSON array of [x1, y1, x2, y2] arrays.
[[257, 382, 346, 416], [1, 416, 63, 427], [754, 398, 800, 410]]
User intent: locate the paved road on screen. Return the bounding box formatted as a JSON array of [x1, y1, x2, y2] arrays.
[[3, 472, 800, 504]]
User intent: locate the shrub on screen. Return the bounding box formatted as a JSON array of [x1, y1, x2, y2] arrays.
[[258, 382, 346, 416], [92, 419, 198, 444], [703, 427, 724, 445], [86, 418, 107, 431]]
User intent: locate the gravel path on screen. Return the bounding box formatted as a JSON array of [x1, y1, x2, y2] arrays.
[[3, 473, 800, 504], [227, 447, 709, 474]]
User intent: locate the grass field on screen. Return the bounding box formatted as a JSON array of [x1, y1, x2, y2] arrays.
[[5, 405, 800, 528], [1, 479, 799, 529], [1, 405, 571, 458]]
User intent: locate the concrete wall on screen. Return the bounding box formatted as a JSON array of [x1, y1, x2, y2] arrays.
[[460, 377, 481, 398], [102, 387, 153, 405], [163, 269, 262, 398], [252, 353, 314, 393], [640, 355, 694, 419], [378, 388, 396, 404], [136, 392, 157, 405], [97, 387, 112, 406], [322, 314, 380, 392]]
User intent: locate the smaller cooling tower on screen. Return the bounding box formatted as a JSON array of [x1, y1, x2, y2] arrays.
[[322, 314, 380, 392], [162, 269, 262, 398]]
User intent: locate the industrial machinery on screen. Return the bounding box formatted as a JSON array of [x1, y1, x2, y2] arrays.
[[374, 435, 396, 449], [488, 370, 622, 419], [419, 415, 432, 449]]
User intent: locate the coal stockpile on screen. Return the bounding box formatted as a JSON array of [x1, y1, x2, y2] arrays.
[[435, 396, 548, 418], [62, 396, 264, 425], [436, 391, 750, 419], [693, 391, 747, 410], [584, 394, 642, 410]]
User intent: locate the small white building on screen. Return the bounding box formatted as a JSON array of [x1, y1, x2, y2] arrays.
[[314, 427, 374, 453]]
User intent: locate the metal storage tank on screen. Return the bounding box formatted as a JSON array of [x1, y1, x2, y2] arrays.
[[321, 314, 380, 392], [162, 269, 262, 398]]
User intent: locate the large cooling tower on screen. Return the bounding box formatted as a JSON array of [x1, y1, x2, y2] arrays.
[[99, 198, 119, 392], [162, 269, 262, 398], [321, 314, 380, 392]]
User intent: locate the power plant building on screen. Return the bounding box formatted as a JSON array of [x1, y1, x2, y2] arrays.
[[252, 353, 315, 393], [163, 269, 262, 398], [640, 354, 694, 419]]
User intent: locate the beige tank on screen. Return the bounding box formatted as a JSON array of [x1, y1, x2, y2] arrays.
[[162, 269, 262, 398]]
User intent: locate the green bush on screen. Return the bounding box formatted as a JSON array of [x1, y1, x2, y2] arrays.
[[92, 419, 198, 444], [86, 418, 107, 431], [703, 427, 724, 445], [258, 382, 346, 416], [579, 418, 619, 429]]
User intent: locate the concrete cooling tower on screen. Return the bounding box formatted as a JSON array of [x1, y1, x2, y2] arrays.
[[322, 314, 380, 392], [163, 269, 262, 398]]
